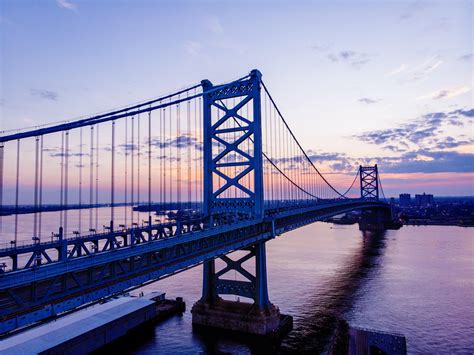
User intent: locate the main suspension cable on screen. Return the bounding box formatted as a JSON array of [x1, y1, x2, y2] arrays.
[[261, 80, 348, 199]]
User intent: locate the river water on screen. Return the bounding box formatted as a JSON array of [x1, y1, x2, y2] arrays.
[[1, 209, 473, 353]]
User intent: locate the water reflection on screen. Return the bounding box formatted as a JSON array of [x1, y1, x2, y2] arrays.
[[279, 230, 386, 353]]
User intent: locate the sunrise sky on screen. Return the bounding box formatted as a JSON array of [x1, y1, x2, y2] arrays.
[[1, 0, 473, 199]]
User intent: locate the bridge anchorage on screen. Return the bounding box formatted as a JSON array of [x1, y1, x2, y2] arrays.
[[0, 68, 395, 338]]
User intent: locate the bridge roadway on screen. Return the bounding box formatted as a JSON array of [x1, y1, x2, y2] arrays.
[[0, 199, 387, 333]]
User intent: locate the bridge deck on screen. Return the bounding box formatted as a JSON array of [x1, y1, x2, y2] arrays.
[[0, 200, 387, 333]]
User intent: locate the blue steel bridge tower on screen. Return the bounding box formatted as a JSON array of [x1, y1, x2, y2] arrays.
[[192, 70, 280, 334]]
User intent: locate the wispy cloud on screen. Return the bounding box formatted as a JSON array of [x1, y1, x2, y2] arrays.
[[327, 50, 373, 69], [151, 134, 202, 150], [383, 145, 408, 153], [312, 45, 373, 69], [311, 44, 331, 53], [399, 1, 432, 21], [303, 148, 474, 175], [183, 40, 202, 56], [410, 55, 443, 81], [416, 86, 471, 101], [353, 108, 472, 151], [30, 89, 59, 101], [431, 136, 473, 150], [56, 0, 77, 11], [379, 150, 474, 174], [459, 53, 473, 61], [206, 15, 224, 35], [385, 64, 407, 77], [358, 97, 380, 104]]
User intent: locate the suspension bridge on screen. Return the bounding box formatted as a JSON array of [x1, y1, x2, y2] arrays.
[[0, 69, 394, 336]]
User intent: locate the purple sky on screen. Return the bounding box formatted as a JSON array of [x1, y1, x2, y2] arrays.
[[0, 0, 472, 201]]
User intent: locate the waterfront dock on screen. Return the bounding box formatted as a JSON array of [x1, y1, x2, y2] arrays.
[[0, 293, 185, 354]]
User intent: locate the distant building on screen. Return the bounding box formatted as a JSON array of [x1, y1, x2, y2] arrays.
[[415, 193, 434, 206], [399, 193, 411, 206]]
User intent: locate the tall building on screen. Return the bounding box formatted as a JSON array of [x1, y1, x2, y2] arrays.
[[399, 193, 411, 207], [415, 193, 434, 206]]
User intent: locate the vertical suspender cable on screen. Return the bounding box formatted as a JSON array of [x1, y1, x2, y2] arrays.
[[90, 126, 94, 231], [95, 124, 99, 231], [165, 105, 168, 214], [64, 131, 69, 237], [137, 114, 141, 216], [39, 135, 44, 240], [159, 107, 163, 217], [280, 118, 284, 202], [193, 89, 197, 211], [198, 96, 202, 212], [79, 127, 83, 234], [131, 115, 135, 226], [177, 99, 181, 211], [269, 100, 274, 208], [111, 121, 115, 230], [33, 136, 39, 240], [124, 116, 128, 227], [283, 122, 287, 201], [148, 109, 152, 226], [264, 91, 268, 209], [187, 97, 191, 211], [14, 139, 20, 246], [169, 103, 172, 213], [60, 131, 64, 228]]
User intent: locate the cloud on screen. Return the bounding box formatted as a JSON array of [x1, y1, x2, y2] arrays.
[[399, 1, 432, 21], [358, 97, 380, 104], [416, 86, 471, 101], [450, 108, 474, 117], [383, 145, 407, 153], [327, 50, 372, 68], [423, 59, 443, 74], [381, 150, 474, 174], [151, 134, 201, 150], [118, 143, 139, 152], [459, 53, 473, 61], [311, 44, 331, 53], [385, 64, 407, 77], [206, 15, 224, 35], [56, 0, 77, 11], [353, 108, 472, 150], [410, 55, 443, 81], [183, 40, 201, 56], [355, 124, 438, 146], [50, 152, 88, 158], [314, 149, 474, 174], [430, 136, 473, 149], [31, 89, 59, 101], [57, 0, 78, 11]]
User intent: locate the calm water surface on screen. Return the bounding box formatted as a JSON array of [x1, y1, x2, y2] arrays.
[[1, 209, 473, 353], [124, 222, 474, 353]]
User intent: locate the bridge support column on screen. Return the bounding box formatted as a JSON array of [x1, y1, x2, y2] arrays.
[[358, 208, 401, 231], [192, 241, 292, 337]]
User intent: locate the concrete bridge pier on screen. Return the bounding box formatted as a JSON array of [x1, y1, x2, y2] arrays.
[[358, 207, 401, 231], [191, 241, 292, 337]]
